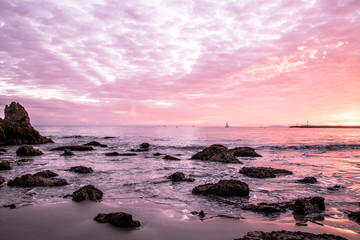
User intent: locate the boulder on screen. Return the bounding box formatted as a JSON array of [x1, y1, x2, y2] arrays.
[[94, 212, 140, 228], [192, 179, 249, 197], [327, 185, 344, 191], [348, 211, 360, 225], [131, 142, 150, 152], [7, 172, 68, 187], [71, 185, 103, 202], [68, 166, 93, 174], [153, 152, 162, 156], [33, 170, 58, 178], [163, 155, 180, 160], [229, 147, 262, 157], [167, 172, 194, 182], [16, 145, 44, 156], [0, 102, 53, 145], [0, 175, 4, 185], [239, 167, 293, 178], [0, 160, 12, 170], [84, 141, 107, 147], [105, 151, 120, 156], [61, 149, 75, 156], [50, 145, 94, 151], [293, 196, 325, 215], [296, 176, 317, 184], [234, 230, 347, 240], [190, 144, 241, 163]]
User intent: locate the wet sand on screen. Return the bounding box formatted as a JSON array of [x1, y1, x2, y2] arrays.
[[0, 200, 358, 240]]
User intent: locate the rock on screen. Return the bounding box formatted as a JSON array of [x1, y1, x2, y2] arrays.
[[239, 167, 293, 178], [327, 185, 345, 191], [296, 176, 317, 184], [68, 166, 93, 174], [0, 148, 7, 152], [140, 142, 150, 149], [16, 145, 44, 156], [293, 196, 325, 215], [0, 175, 4, 185], [84, 141, 107, 147], [50, 145, 94, 151], [153, 152, 162, 156], [0, 102, 53, 145], [0, 160, 12, 170], [7, 172, 68, 187], [94, 212, 140, 228], [229, 147, 262, 157], [192, 179, 249, 197], [190, 144, 241, 163], [105, 151, 120, 156], [163, 155, 180, 160], [190, 210, 205, 219], [131, 142, 150, 152], [4, 204, 16, 209], [348, 211, 360, 224], [33, 170, 58, 178], [71, 185, 103, 202], [119, 153, 137, 156], [242, 203, 286, 214], [167, 172, 194, 182], [61, 149, 75, 156], [234, 230, 348, 240]]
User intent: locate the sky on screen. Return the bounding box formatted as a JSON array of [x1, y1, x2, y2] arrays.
[[0, 0, 359, 126]]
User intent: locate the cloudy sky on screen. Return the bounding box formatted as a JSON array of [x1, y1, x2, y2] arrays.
[[0, 0, 359, 126]]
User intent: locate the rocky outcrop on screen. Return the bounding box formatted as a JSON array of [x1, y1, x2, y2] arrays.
[[0, 175, 4, 185], [0, 102, 53, 145], [163, 155, 180, 160], [50, 145, 94, 151], [84, 141, 107, 147], [348, 211, 360, 225], [94, 212, 140, 228], [68, 166, 93, 174], [16, 145, 44, 156], [167, 172, 194, 182], [71, 185, 103, 202], [296, 176, 317, 184], [190, 144, 241, 163], [241, 201, 294, 214], [239, 167, 293, 178], [0, 160, 12, 170], [229, 147, 262, 157], [293, 196, 325, 215], [7, 171, 68, 187], [192, 179, 249, 197], [61, 149, 75, 156], [33, 170, 58, 178], [234, 230, 347, 240], [131, 142, 150, 152]]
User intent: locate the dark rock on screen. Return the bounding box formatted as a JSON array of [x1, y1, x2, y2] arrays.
[[348, 211, 360, 224], [140, 142, 150, 149], [84, 141, 107, 147], [105, 152, 120, 156], [153, 152, 162, 156], [0, 160, 12, 170], [190, 144, 241, 163], [190, 210, 205, 219], [51, 145, 94, 151], [239, 167, 293, 178], [16, 158, 34, 164], [234, 230, 348, 240], [241, 203, 285, 214], [7, 173, 68, 187], [4, 204, 16, 209], [61, 149, 75, 156], [119, 153, 137, 156], [0, 148, 7, 152], [293, 196, 325, 215], [0, 102, 53, 145], [71, 185, 103, 202], [94, 212, 140, 228], [296, 176, 317, 184], [0, 175, 4, 185], [16, 145, 43, 156], [192, 179, 249, 197], [68, 166, 93, 174], [131, 142, 150, 152], [229, 147, 262, 157], [103, 136, 115, 139], [163, 155, 180, 160], [33, 170, 58, 178], [167, 172, 194, 182], [327, 185, 345, 191]]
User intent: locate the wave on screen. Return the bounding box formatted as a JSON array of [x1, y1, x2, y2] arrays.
[[258, 144, 360, 151]]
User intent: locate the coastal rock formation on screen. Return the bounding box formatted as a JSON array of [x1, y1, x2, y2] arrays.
[[105, 151, 120, 156], [33, 170, 58, 178], [131, 142, 150, 152], [84, 141, 107, 147], [94, 212, 140, 228], [167, 172, 195, 182], [61, 149, 75, 156], [163, 155, 180, 160], [192, 179, 249, 197], [293, 196, 325, 215], [234, 230, 347, 240], [241, 201, 294, 214], [0, 160, 12, 170], [50, 145, 94, 151], [7, 171, 68, 187], [348, 211, 360, 224], [16, 145, 44, 156], [229, 147, 262, 157], [239, 167, 293, 178], [71, 185, 103, 202], [190, 144, 241, 163], [0, 102, 53, 145], [0, 175, 4, 185], [296, 176, 317, 184], [327, 185, 345, 191], [68, 166, 93, 174]]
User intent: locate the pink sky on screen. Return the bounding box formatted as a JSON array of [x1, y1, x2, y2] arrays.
[[0, 0, 359, 126]]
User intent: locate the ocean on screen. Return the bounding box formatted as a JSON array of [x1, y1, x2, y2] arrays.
[[1, 126, 360, 234]]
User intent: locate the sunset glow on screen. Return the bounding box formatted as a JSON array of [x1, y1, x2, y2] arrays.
[[0, 0, 359, 126]]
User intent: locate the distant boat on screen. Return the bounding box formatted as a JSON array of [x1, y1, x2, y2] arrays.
[[225, 122, 229, 128]]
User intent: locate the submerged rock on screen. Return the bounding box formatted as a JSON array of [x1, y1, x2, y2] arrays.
[[190, 144, 241, 163], [192, 179, 249, 197], [293, 196, 325, 215], [0, 175, 4, 185], [296, 176, 317, 184], [167, 172, 194, 182], [71, 185, 103, 202], [16, 145, 44, 156], [51, 145, 94, 151], [229, 147, 262, 157], [239, 167, 293, 178], [61, 149, 75, 156], [0, 102, 53, 145], [68, 166, 93, 174], [84, 141, 107, 147], [234, 230, 347, 240], [105, 151, 120, 156], [7, 172, 68, 187], [0, 148, 7, 152], [327, 185, 345, 191], [131, 142, 150, 152], [163, 155, 180, 160], [0, 160, 12, 170], [241, 201, 294, 214], [348, 211, 360, 225], [94, 212, 140, 228]]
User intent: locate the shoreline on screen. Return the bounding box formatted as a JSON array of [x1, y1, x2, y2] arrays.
[[290, 125, 360, 128], [0, 200, 358, 240]]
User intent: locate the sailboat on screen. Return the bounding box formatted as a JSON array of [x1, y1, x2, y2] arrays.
[[225, 122, 229, 128]]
